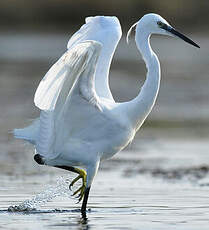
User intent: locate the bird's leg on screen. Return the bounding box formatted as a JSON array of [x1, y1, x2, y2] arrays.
[[81, 187, 91, 218], [80, 159, 100, 216], [55, 165, 87, 202], [34, 156, 87, 202], [56, 159, 100, 216]]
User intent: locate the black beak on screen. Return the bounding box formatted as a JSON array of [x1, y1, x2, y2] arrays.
[[165, 26, 200, 48]]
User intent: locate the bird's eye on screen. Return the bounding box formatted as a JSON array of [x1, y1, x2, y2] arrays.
[[157, 21, 164, 27]]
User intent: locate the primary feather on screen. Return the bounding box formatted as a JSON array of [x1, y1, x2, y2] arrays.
[[34, 41, 100, 111]]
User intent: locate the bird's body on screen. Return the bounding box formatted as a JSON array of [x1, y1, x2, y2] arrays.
[[14, 14, 199, 216], [43, 98, 135, 167]]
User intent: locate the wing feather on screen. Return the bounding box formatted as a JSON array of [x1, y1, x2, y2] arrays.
[[34, 41, 102, 111], [33, 41, 102, 157]]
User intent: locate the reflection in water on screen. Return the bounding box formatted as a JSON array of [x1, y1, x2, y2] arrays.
[[47, 216, 90, 230], [78, 216, 89, 230]]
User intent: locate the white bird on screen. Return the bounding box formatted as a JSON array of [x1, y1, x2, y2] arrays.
[[14, 14, 199, 217]]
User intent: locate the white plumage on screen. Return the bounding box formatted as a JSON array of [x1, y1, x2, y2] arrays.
[[67, 16, 122, 100], [14, 16, 125, 193], [14, 14, 199, 215]]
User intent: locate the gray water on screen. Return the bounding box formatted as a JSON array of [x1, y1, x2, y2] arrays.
[[1, 165, 209, 230], [0, 32, 209, 229]]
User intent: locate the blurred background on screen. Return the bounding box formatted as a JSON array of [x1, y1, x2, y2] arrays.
[[0, 0, 208, 30], [0, 0, 209, 177]]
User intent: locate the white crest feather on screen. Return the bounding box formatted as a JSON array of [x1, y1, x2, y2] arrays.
[[126, 22, 138, 44]]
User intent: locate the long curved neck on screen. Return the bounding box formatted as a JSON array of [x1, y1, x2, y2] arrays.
[[126, 29, 161, 130]]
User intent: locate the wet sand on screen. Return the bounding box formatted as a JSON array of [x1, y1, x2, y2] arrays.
[[0, 32, 209, 229]]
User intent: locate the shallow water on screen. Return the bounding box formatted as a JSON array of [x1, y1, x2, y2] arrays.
[[1, 168, 209, 230], [0, 32, 209, 229], [2, 137, 209, 230]]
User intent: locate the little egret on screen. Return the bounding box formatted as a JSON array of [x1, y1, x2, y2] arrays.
[[14, 14, 199, 216]]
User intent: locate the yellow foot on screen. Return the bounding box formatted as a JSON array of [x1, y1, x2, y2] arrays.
[[69, 168, 87, 203]]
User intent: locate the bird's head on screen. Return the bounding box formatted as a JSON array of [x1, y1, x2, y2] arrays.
[[127, 13, 200, 48]]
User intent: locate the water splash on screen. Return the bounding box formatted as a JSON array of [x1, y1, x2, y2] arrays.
[[8, 176, 80, 212]]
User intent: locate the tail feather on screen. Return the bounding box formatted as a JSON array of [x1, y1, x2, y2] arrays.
[[13, 119, 40, 145]]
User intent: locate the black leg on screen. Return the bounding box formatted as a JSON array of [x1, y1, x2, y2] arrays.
[[35, 158, 89, 214], [34, 154, 78, 174], [54, 165, 78, 174], [81, 187, 91, 218]]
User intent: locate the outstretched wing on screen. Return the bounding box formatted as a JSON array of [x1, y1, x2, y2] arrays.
[[34, 41, 102, 158], [34, 41, 101, 111], [14, 16, 121, 157], [67, 16, 122, 100]]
